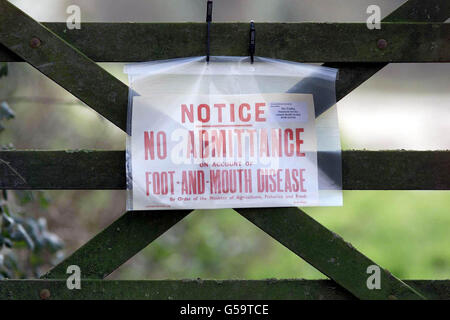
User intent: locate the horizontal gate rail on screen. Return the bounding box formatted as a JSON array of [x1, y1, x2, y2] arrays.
[[0, 150, 448, 190], [1, 22, 449, 63], [1, 280, 448, 300]]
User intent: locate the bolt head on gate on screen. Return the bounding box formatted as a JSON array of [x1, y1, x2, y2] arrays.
[[39, 288, 51, 300], [30, 37, 42, 48], [377, 38, 388, 50]]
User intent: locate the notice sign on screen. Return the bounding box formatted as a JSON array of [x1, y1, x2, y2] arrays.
[[129, 93, 319, 210]]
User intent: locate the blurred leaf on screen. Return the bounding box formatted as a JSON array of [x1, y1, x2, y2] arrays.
[[5, 219, 35, 251], [0, 252, 18, 279], [3, 238, 12, 248], [42, 232, 64, 253], [0, 102, 15, 121], [2, 212, 14, 228], [4, 252, 18, 274]]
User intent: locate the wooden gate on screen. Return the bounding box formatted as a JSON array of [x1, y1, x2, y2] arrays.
[[0, 0, 449, 299]]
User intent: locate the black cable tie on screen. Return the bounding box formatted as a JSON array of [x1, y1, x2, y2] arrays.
[[206, 0, 213, 63], [249, 20, 256, 63]]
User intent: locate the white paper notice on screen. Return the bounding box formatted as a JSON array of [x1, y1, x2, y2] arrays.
[[129, 93, 319, 210]]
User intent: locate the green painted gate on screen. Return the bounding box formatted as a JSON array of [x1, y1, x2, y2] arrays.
[[0, 0, 449, 300]]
